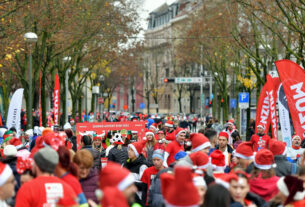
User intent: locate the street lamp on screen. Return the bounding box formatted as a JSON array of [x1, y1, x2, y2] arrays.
[[82, 67, 89, 121], [24, 32, 38, 129], [99, 75, 104, 120], [63, 56, 71, 124]]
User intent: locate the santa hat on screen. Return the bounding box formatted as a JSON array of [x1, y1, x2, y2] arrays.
[[175, 128, 186, 138], [254, 149, 276, 170], [256, 123, 265, 130], [165, 120, 174, 128], [269, 140, 287, 156], [227, 120, 234, 125], [213, 173, 238, 189], [0, 162, 13, 186], [190, 133, 211, 152], [93, 136, 102, 141], [145, 130, 154, 137], [150, 123, 158, 130], [292, 135, 301, 142], [128, 141, 145, 157], [161, 167, 200, 206], [210, 150, 226, 171], [9, 138, 23, 150], [218, 132, 229, 139], [193, 174, 206, 188], [25, 129, 33, 137], [277, 176, 305, 205], [189, 151, 209, 170], [100, 162, 135, 191], [234, 142, 254, 160], [166, 132, 176, 142], [101, 187, 129, 207]]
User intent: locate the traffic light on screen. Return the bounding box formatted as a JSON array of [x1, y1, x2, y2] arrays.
[[163, 78, 175, 83]]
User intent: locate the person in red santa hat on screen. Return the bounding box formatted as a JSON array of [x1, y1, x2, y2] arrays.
[[249, 149, 279, 201], [98, 162, 138, 207], [250, 123, 271, 152], [163, 128, 186, 167], [190, 133, 211, 154], [215, 132, 234, 166], [223, 119, 237, 145], [210, 149, 227, 173], [232, 142, 254, 172], [276, 175, 305, 207], [286, 134, 305, 161], [269, 140, 297, 176], [142, 130, 158, 166], [164, 120, 176, 142], [123, 141, 148, 206], [161, 166, 201, 207]]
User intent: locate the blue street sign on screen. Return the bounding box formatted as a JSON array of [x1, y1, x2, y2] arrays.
[[239, 92, 250, 109], [230, 98, 237, 109], [239, 92, 249, 103], [139, 103, 145, 109]]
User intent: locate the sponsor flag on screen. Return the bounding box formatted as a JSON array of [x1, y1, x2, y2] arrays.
[[278, 84, 292, 146], [255, 84, 270, 134], [54, 74, 60, 125], [6, 88, 24, 137], [275, 60, 305, 139], [266, 74, 278, 139]]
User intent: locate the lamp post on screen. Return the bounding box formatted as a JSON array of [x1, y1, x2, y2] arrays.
[[99, 75, 104, 120], [24, 32, 38, 129], [82, 67, 89, 121], [63, 56, 71, 124]]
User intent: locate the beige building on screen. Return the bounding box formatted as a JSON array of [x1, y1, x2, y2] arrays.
[[143, 0, 204, 114]]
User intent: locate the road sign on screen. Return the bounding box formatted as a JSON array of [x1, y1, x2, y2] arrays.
[[150, 104, 159, 109], [139, 103, 145, 109], [175, 77, 202, 84], [230, 98, 237, 109], [239, 92, 249, 108]]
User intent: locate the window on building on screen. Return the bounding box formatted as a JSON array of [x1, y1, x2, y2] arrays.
[[165, 68, 169, 77]]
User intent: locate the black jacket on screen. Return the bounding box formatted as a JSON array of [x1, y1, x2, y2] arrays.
[[230, 192, 269, 207], [108, 145, 128, 165], [216, 144, 234, 153], [123, 154, 148, 206], [274, 155, 297, 176], [82, 146, 101, 170]]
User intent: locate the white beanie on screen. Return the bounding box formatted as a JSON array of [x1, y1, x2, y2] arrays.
[[3, 145, 17, 157], [64, 122, 72, 130], [25, 129, 33, 137]]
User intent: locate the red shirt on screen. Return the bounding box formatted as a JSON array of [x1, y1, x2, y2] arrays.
[[61, 173, 82, 195], [15, 176, 77, 207], [165, 140, 184, 165], [250, 134, 271, 151], [166, 131, 176, 141], [141, 166, 160, 205]]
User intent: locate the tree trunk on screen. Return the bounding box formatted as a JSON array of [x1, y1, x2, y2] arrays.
[[78, 96, 82, 122], [91, 93, 95, 113], [41, 70, 47, 126]]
